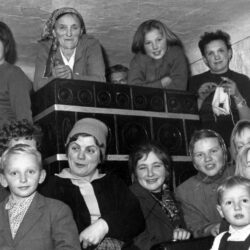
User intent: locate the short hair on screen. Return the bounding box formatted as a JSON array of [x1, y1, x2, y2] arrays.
[[131, 19, 183, 54], [217, 175, 250, 205], [1, 144, 42, 171], [198, 30, 231, 57], [230, 120, 250, 161], [129, 141, 171, 178], [65, 133, 105, 163], [0, 21, 17, 64], [189, 129, 227, 164], [108, 64, 128, 75], [235, 143, 250, 177], [0, 119, 43, 156]]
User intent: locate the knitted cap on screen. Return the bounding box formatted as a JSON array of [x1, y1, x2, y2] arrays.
[[66, 118, 108, 156]]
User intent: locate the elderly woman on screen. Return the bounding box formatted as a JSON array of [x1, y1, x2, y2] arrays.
[[34, 7, 106, 91], [175, 129, 234, 238], [129, 141, 190, 250], [128, 19, 188, 90], [0, 22, 32, 126], [40, 118, 145, 249]]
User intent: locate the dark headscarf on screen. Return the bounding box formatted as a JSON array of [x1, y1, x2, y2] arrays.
[[41, 7, 86, 77]]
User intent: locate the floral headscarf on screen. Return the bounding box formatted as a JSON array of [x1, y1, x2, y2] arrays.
[[41, 7, 85, 41], [41, 7, 85, 77]]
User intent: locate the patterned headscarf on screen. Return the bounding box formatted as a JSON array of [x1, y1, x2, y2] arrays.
[[41, 7, 86, 77], [41, 7, 86, 41]]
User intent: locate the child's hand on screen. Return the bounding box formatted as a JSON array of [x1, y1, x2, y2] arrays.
[[79, 218, 109, 249], [172, 228, 191, 241]]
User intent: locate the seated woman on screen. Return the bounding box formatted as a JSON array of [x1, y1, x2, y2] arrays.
[[34, 7, 106, 91], [175, 129, 234, 238], [40, 118, 145, 249], [128, 19, 188, 90], [0, 22, 32, 127], [129, 141, 190, 250]]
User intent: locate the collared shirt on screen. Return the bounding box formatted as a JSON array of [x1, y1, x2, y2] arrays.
[[60, 48, 76, 71], [210, 224, 250, 250], [5, 192, 36, 238]]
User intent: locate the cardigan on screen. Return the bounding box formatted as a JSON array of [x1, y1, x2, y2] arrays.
[[0, 62, 32, 127], [128, 46, 188, 90], [175, 165, 234, 238], [130, 182, 186, 250], [188, 69, 250, 146], [40, 173, 145, 244], [34, 34, 106, 91], [0, 193, 81, 250]]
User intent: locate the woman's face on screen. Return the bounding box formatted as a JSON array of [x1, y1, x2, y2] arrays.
[[144, 28, 167, 60], [234, 127, 250, 155], [244, 149, 250, 179], [135, 151, 167, 193], [53, 14, 82, 51], [67, 136, 101, 180], [192, 137, 225, 177]]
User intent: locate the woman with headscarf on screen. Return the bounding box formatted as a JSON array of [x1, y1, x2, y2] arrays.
[[34, 7, 106, 91]]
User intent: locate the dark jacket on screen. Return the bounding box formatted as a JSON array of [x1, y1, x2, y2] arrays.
[[130, 182, 185, 250], [40, 173, 145, 243]]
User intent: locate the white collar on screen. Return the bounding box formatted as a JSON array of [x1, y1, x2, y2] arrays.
[[60, 48, 76, 71]]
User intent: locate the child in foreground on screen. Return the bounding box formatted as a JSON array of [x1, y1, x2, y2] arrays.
[[210, 176, 250, 250], [0, 144, 81, 250]]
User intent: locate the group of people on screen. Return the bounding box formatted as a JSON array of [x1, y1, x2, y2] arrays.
[[1, 5, 250, 250], [1, 117, 250, 249], [1, 7, 250, 147]]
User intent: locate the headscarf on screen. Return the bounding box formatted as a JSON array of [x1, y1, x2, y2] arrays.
[[41, 7, 85, 41], [41, 7, 86, 77]]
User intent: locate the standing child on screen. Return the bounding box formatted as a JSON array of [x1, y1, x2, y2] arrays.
[[211, 176, 250, 250], [0, 144, 81, 250]]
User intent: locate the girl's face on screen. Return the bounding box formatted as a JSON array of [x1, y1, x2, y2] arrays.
[[144, 28, 167, 60], [244, 149, 250, 179], [192, 137, 225, 177], [67, 136, 101, 180], [0, 40, 5, 65], [53, 14, 82, 51], [135, 151, 167, 193], [234, 127, 250, 155]]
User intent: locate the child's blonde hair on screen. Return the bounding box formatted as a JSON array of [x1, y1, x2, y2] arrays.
[[1, 144, 42, 171], [235, 144, 250, 177], [217, 176, 250, 205]]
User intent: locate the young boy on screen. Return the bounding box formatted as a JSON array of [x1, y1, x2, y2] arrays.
[[211, 176, 250, 250], [0, 144, 81, 250]]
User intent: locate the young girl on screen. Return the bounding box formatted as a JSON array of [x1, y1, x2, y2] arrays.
[[230, 119, 250, 162], [128, 19, 188, 90], [0, 22, 32, 126], [175, 129, 234, 238], [129, 141, 190, 250]]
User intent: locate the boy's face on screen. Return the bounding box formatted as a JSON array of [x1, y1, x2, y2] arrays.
[[110, 72, 128, 84], [1, 153, 46, 201], [203, 39, 232, 74], [192, 137, 224, 177], [217, 185, 250, 230]]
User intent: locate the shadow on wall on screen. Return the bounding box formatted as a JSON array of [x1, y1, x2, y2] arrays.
[[190, 36, 250, 78]]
